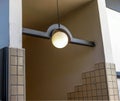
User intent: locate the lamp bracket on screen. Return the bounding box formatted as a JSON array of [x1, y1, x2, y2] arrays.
[[23, 24, 95, 47]]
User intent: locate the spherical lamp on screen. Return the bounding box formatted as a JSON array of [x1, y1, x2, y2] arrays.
[[51, 30, 69, 48]]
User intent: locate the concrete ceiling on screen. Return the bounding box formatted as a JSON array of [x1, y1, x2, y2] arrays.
[[23, 0, 92, 30]]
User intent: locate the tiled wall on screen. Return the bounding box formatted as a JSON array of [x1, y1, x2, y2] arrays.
[[106, 63, 119, 101], [67, 62, 120, 101], [9, 48, 25, 101]]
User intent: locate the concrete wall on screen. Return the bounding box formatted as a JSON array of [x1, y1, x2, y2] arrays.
[[23, 0, 105, 100], [106, 0, 120, 71]]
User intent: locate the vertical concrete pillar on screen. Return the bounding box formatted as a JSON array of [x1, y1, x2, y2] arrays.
[[0, 0, 25, 101], [97, 0, 120, 100], [97, 0, 113, 63]]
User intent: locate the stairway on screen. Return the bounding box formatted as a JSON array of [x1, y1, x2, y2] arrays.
[[67, 62, 119, 101]]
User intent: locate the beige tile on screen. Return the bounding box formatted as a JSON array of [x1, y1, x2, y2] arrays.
[[91, 77, 96, 84], [74, 92, 78, 98], [83, 97, 87, 100], [100, 75, 106, 82], [114, 89, 119, 95], [86, 72, 90, 78], [112, 75, 117, 82], [87, 91, 92, 97], [107, 75, 112, 81], [10, 48, 17, 56], [108, 82, 113, 88], [88, 97, 92, 100], [10, 56, 17, 66], [110, 63, 115, 69], [97, 90, 102, 96], [67, 97, 72, 100], [18, 86, 24, 94], [100, 68, 105, 75], [91, 84, 96, 90], [95, 70, 100, 76], [82, 79, 86, 84], [111, 68, 116, 75], [92, 90, 97, 96], [11, 86, 17, 95], [109, 89, 114, 95], [101, 82, 107, 89], [106, 69, 112, 75], [96, 83, 101, 89], [70, 93, 74, 100], [99, 62, 105, 68], [109, 96, 115, 101], [18, 96, 24, 101], [18, 57, 23, 66], [78, 86, 82, 92], [82, 85, 86, 91], [70, 92, 75, 99], [18, 66, 24, 75], [18, 76, 24, 84], [82, 91, 87, 97], [97, 96, 103, 100], [10, 66, 17, 75], [102, 96, 109, 100], [114, 95, 119, 101], [11, 96, 17, 101], [77, 91, 82, 98], [11, 76, 17, 84], [18, 49, 24, 56], [113, 82, 118, 88], [86, 85, 91, 91], [102, 89, 108, 95], [96, 76, 100, 83], [93, 96, 97, 100], [86, 78, 91, 84], [78, 97, 83, 100], [105, 63, 111, 68]]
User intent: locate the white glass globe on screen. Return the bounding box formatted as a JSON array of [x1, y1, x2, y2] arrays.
[[51, 31, 69, 48]]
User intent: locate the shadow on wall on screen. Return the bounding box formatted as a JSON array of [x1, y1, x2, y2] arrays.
[[0, 49, 3, 100], [0, 48, 5, 100], [0, 48, 8, 101], [106, 0, 120, 12]]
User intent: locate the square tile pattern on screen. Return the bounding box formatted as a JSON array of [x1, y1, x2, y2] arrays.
[[8, 48, 120, 101], [9, 48, 25, 101], [67, 63, 120, 101]]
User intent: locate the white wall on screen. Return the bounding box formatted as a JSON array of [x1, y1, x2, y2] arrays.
[[106, 0, 120, 71], [9, 0, 22, 48]]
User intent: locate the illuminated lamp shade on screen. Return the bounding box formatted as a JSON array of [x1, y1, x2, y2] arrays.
[[51, 31, 69, 48]]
